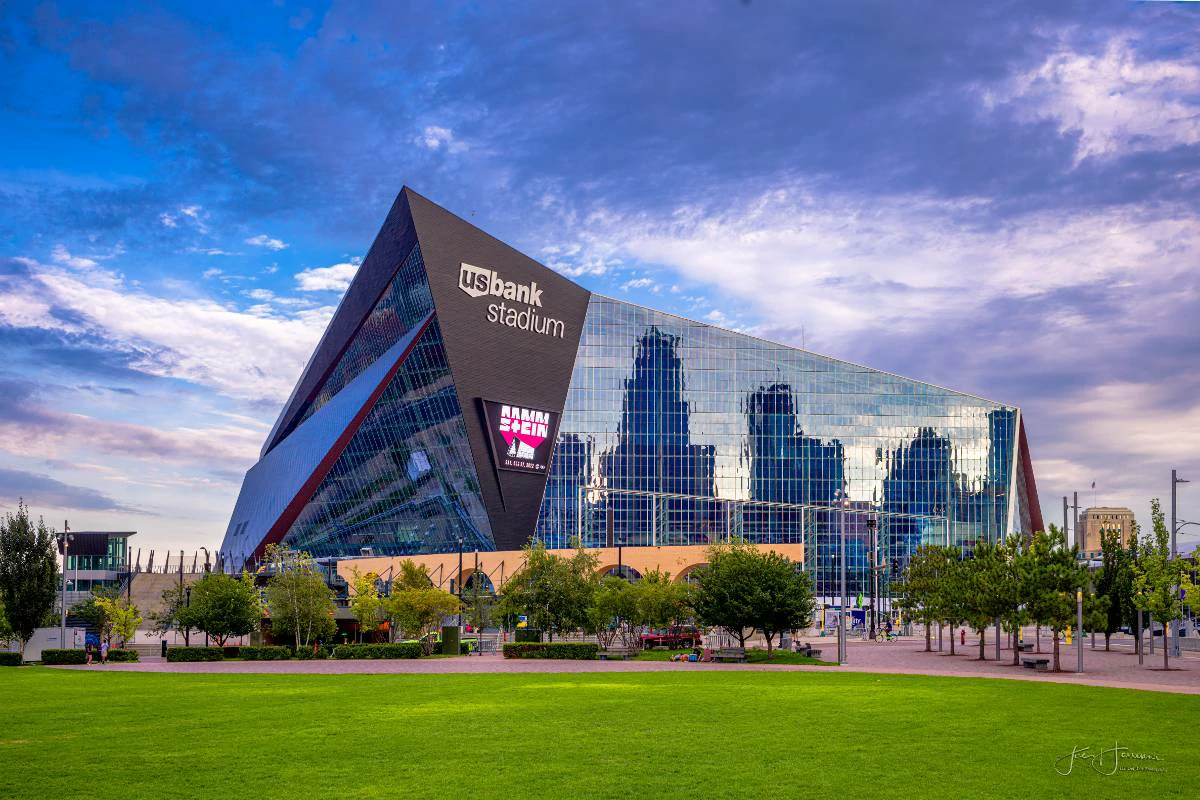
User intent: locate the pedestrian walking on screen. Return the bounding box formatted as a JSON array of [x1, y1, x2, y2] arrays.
[[959, 629, 965, 647], [85, 643, 93, 665], [100, 640, 109, 664]]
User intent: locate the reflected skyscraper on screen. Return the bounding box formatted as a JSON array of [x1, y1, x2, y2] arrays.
[[597, 327, 717, 546]]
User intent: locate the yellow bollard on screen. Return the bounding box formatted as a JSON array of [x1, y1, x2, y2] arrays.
[[1065, 625, 1072, 646]]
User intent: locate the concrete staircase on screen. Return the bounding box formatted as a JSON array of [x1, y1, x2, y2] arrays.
[[126, 571, 205, 618]]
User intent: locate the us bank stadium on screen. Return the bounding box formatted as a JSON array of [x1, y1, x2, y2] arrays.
[[219, 188, 1043, 597]]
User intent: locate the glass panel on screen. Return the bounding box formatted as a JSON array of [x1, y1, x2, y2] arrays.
[[280, 318, 494, 557]]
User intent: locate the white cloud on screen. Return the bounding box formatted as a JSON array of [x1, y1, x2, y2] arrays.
[[295, 262, 358, 292], [160, 213, 178, 228], [178, 205, 209, 234], [7, 258, 335, 405], [50, 244, 99, 269], [245, 288, 275, 301], [573, 186, 1200, 351], [245, 234, 288, 251], [620, 277, 655, 292], [987, 37, 1200, 162], [417, 125, 467, 153], [202, 267, 223, 279]]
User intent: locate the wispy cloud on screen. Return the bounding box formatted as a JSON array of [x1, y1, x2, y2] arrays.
[[986, 36, 1200, 163], [244, 234, 288, 251]]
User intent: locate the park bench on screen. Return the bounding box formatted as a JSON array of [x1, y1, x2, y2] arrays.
[[597, 647, 639, 661], [714, 647, 747, 663], [1021, 657, 1050, 672], [1017, 643, 1033, 653], [796, 643, 823, 659]]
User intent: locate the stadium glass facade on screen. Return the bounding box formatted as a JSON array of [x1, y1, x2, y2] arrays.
[[220, 188, 1042, 596]]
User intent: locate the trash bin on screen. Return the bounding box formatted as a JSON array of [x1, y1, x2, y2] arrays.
[[161, 640, 167, 658]]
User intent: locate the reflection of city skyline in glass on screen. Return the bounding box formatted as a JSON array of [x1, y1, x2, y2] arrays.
[[536, 296, 1029, 596]]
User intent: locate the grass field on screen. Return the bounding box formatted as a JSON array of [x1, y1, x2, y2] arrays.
[[1, 667, 1195, 799]]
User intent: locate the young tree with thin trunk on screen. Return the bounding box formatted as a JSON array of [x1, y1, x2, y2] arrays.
[[180, 571, 261, 647], [347, 568, 385, 643], [1093, 526, 1130, 651], [264, 550, 336, 650], [0, 502, 59, 660], [96, 596, 142, 646], [1132, 499, 1198, 671], [894, 545, 942, 652], [386, 587, 461, 654]]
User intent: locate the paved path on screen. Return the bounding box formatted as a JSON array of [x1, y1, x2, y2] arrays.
[[60, 636, 1200, 694]]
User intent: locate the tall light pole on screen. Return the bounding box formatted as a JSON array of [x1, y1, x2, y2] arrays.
[[867, 516, 876, 640], [838, 494, 849, 665], [1170, 470, 1189, 658], [58, 524, 72, 648]]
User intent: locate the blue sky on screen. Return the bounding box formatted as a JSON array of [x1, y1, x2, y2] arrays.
[[1, 1, 1198, 556]]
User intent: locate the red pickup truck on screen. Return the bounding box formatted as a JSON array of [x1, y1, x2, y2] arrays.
[[640, 628, 702, 649]]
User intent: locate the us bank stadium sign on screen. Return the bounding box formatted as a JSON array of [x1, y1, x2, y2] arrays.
[[459, 262, 566, 339], [480, 400, 560, 474]]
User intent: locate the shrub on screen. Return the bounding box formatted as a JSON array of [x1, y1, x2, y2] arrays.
[[107, 648, 140, 663], [502, 642, 599, 660], [166, 647, 224, 662], [294, 646, 331, 660], [41, 648, 87, 665], [240, 645, 291, 661], [514, 628, 542, 643], [331, 643, 422, 660], [223, 646, 241, 659], [0, 652, 22, 666]]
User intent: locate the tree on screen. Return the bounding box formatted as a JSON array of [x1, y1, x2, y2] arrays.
[[386, 587, 460, 654], [1132, 499, 1198, 671], [347, 568, 386, 643], [588, 576, 638, 650], [263, 547, 336, 649], [894, 545, 942, 652], [95, 596, 142, 646], [1094, 526, 1132, 651], [694, 539, 815, 656], [960, 541, 1018, 661], [69, 586, 120, 631], [147, 583, 193, 642], [180, 572, 261, 647], [0, 502, 60, 659], [496, 540, 599, 639], [632, 569, 694, 634], [0, 595, 12, 646], [747, 553, 816, 658], [693, 538, 762, 647], [932, 548, 969, 656], [1024, 527, 1086, 672]]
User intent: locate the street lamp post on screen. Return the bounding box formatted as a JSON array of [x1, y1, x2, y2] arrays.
[[59, 524, 72, 648], [867, 517, 878, 641], [1171, 470, 1189, 658], [838, 494, 849, 665], [457, 537, 464, 628]]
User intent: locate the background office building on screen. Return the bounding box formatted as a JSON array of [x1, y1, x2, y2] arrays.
[[1077, 507, 1137, 560], [220, 189, 1043, 596]]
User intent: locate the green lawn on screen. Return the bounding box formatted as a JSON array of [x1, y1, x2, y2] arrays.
[[0, 668, 1194, 798]]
